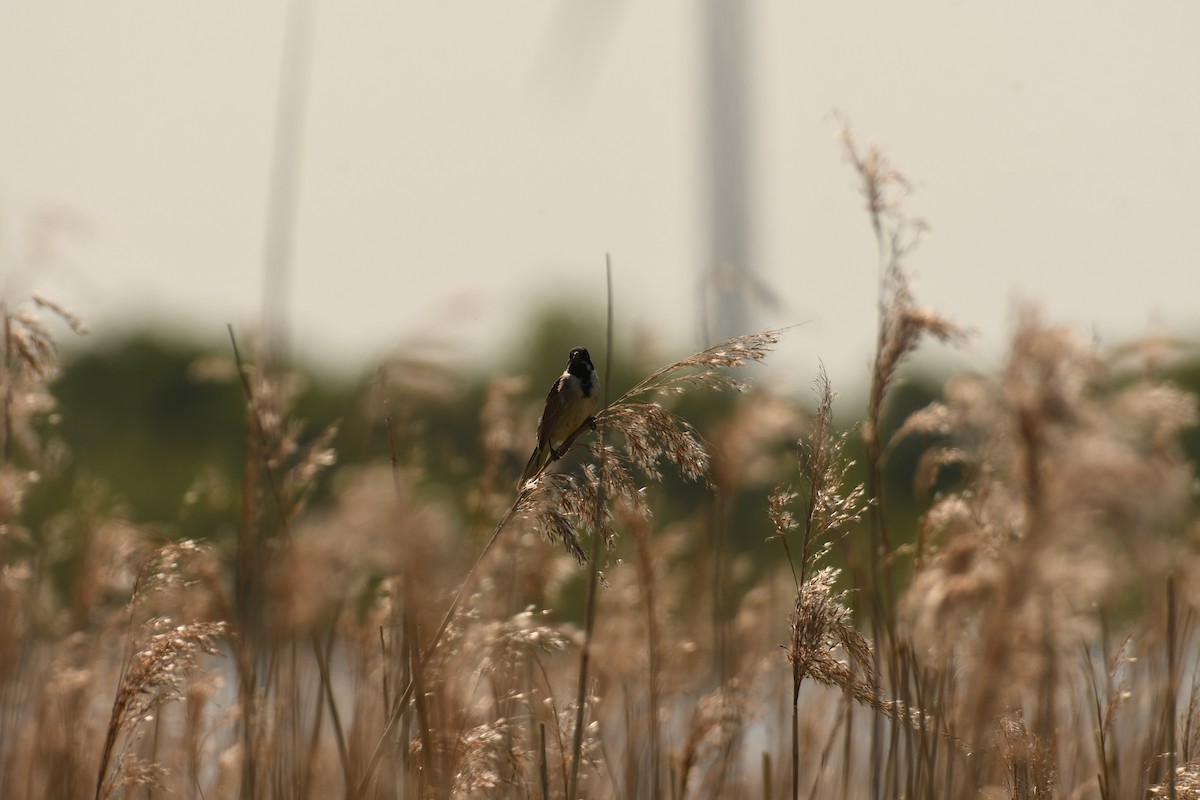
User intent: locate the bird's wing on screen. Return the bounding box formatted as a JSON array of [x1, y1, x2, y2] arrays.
[[536, 374, 570, 451]]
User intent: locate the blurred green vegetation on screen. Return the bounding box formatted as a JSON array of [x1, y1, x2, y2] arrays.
[[28, 321, 1200, 587]]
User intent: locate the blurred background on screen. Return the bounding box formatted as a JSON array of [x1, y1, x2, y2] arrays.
[[2, 1, 1199, 524], [3, 2, 1197, 379], [6, 7, 1200, 796]]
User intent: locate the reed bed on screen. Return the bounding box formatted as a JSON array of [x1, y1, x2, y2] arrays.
[[1, 130, 1197, 799]]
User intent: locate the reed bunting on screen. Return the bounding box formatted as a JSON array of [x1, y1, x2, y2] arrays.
[[520, 346, 600, 483]]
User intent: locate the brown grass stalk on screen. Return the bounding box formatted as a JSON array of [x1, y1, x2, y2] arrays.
[[567, 256, 615, 799]]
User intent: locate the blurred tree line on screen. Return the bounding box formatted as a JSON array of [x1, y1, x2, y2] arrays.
[[30, 319, 1200, 586]]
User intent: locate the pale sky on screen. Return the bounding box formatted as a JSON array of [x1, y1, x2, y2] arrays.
[[2, 2, 1198, 395]]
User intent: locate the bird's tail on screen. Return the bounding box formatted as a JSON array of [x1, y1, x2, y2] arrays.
[[519, 445, 548, 486]]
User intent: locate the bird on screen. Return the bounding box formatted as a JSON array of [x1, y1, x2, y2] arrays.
[[520, 346, 600, 484]]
